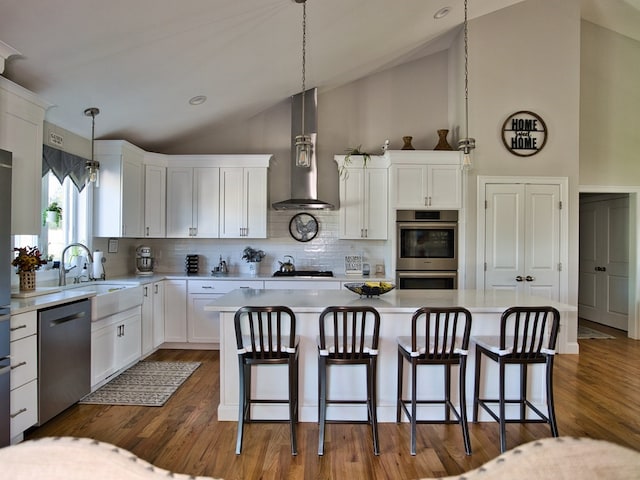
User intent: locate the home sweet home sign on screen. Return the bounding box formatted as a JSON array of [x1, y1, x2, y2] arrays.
[[501, 110, 547, 157]]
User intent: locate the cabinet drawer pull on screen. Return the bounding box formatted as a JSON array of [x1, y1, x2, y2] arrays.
[[10, 408, 27, 419], [10, 324, 27, 332], [11, 361, 27, 370], [201, 286, 214, 289]]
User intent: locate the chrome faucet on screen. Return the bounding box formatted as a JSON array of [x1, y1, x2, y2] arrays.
[[59, 243, 94, 286]]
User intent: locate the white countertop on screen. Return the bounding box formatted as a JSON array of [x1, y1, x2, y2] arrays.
[[204, 288, 577, 313], [10, 288, 99, 314], [7, 272, 381, 314]]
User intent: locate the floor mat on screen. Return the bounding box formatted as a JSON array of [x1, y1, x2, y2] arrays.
[[80, 361, 201, 407], [578, 325, 616, 339]]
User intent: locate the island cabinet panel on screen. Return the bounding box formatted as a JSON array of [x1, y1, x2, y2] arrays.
[[0, 77, 49, 234], [388, 150, 461, 210], [335, 155, 390, 240], [94, 140, 145, 238], [206, 288, 576, 423]]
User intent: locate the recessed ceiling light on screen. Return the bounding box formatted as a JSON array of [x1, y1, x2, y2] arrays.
[[189, 95, 207, 106], [434, 7, 451, 19]]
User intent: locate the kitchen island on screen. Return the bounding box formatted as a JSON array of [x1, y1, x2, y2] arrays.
[[205, 288, 577, 422]]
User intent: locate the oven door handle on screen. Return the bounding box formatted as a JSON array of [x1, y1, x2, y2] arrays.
[[397, 271, 458, 279], [396, 222, 459, 229]]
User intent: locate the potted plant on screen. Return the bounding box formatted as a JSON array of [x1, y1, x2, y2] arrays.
[[340, 145, 374, 179], [242, 246, 265, 277], [43, 201, 63, 228]]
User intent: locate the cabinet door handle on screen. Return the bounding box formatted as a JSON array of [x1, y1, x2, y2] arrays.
[[146, 226, 150, 236], [10, 324, 27, 332], [515, 276, 524, 282], [144, 286, 149, 297], [11, 361, 27, 370], [10, 408, 27, 419], [154, 284, 159, 294], [525, 275, 535, 282]]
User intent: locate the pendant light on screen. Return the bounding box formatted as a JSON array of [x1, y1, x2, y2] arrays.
[[84, 107, 100, 183], [294, 0, 312, 168], [458, 0, 476, 170]]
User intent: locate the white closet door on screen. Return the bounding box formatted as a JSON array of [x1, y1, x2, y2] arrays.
[[484, 183, 560, 300]]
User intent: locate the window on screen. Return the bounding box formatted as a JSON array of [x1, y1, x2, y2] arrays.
[[40, 172, 91, 264]]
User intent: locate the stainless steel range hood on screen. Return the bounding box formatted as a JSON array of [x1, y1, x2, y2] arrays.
[[272, 88, 335, 210]]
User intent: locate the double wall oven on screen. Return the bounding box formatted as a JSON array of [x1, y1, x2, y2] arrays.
[[396, 210, 458, 289]]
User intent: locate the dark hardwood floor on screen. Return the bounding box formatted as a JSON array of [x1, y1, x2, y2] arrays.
[[25, 320, 640, 480]]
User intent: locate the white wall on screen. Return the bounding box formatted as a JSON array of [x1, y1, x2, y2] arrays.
[[162, 51, 452, 210], [580, 20, 640, 185], [461, 0, 581, 301]]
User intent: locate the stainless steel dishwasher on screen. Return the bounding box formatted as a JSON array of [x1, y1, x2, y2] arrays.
[[38, 298, 91, 425]]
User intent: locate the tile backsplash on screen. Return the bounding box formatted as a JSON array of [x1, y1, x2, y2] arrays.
[[93, 210, 389, 278]]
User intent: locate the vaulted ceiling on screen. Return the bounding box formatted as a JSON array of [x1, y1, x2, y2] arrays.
[[1, 0, 638, 153]]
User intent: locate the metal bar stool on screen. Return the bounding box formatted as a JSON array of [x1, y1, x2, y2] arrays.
[[472, 306, 560, 453], [234, 305, 299, 455], [396, 307, 473, 455], [317, 306, 381, 456]]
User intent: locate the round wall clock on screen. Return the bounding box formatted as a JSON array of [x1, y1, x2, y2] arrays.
[[289, 213, 318, 242], [501, 110, 548, 157]]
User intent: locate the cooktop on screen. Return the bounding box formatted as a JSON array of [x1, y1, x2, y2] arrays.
[[272, 270, 334, 277]]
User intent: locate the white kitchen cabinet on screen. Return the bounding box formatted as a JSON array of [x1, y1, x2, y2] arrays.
[[219, 167, 267, 238], [163, 279, 188, 342], [141, 281, 164, 355], [336, 155, 389, 240], [93, 140, 145, 237], [90, 306, 142, 389], [140, 280, 166, 354], [388, 151, 462, 210], [143, 163, 166, 238], [9, 310, 38, 441], [186, 279, 264, 346], [0, 77, 49, 234], [166, 167, 219, 238], [152, 281, 165, 349]]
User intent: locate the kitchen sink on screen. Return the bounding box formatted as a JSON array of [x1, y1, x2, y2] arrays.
[[67, 283, 143, 320]]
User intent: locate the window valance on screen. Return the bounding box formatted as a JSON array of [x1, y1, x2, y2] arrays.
[[42, 144, 89, 192]]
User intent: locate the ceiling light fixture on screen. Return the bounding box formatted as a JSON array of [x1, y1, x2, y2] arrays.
[[189, 95, 207, 106], [458, 0, 476, 170], [294, 0, 312, 168], [434, 7, 451, 19], [84, 107, 100, 183]]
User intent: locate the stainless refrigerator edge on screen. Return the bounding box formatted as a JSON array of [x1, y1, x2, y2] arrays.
[[0, 149, 12, 447]]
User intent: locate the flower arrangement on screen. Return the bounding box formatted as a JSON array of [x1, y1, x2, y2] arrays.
[[12, 246, 46, 273], [242, 246, 265, 263]]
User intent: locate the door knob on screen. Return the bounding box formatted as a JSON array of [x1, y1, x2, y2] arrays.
[[516, 276, 524, 282], [525, 275, 535, 281]]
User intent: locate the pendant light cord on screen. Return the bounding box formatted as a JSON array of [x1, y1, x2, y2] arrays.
[[463, 0, 469, 144], [300, 1, 307, 137]]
